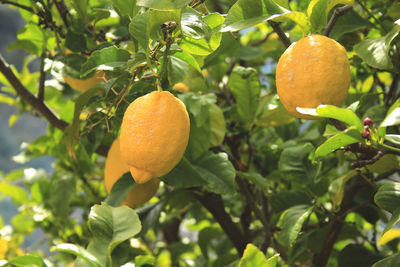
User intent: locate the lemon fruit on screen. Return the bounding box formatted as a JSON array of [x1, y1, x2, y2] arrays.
[[105, 139, 160, 208], [63, 70, 104, 92], [173, 82, 190, 92], [276, 34, 351, 119], [120, 91, 190, 184]]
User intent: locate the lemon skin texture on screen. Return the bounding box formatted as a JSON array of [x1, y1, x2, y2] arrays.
[[63, 70, 104, 92], [105, 139, 160, 208], [276, 34, 351, 119], [120, 91, 190, 184]]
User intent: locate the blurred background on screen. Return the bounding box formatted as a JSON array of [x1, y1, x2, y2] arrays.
[[0, 5, 53, 252]]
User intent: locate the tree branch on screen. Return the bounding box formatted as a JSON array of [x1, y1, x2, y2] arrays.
[[0, 0, 34, 12], [38, 53, 46, 101], [54, 0, 70, 28], [323, 5, 353, 37], [268, 21, 291, 48], [0, 54, 69, 130], [193, 191, 248, 256]]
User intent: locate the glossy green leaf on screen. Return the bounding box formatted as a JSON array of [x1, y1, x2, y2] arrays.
[[256, 105, 295, 127], [267, 11, 308, 33], [270, 191, 312, 213], [209, 103, 226, 147], [382, 208, 400, 235], [105, 172, 137, 207], [299, 105, 363, 131], [129, 11, 149, 50], [7, 255, 45, 267], [147, 9, 180, 41], [52, 243, 102, 267], [228, 66, 261, 127], [307, 0, 354, 32], [181, 7, 211, 40], [180, 13, 224, 55], [135, 255, 156, 267], [112, 0, 137, 18], [315, 127, 362, 158], [381, 107, 400, 127], [277, 205, 313, 247], [328, 170, 357, 209], [84, 203, 141, 266], [385, 134, 400, 145], [338, 244, 382, 267], [81, 46, 131, 77], [239, 244, 278, 267], [237, 171, 269, 192], [374, 182, 400, 213], [372, 253, 400, 267], [164, 152, 235, 195], [65, 30, 87, 53], [354, 24, 400, 70], [168, 56, 205, 90], [136, 0, 191, 10], [221, 0, 267, 32]]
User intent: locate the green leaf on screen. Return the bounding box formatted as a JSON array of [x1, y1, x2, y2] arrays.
[[181, 7, 211, 40], [83, 203, 141, 266], [209, 103, 226, 147], [62, 86, 104, 159], [112, 0, 137, 18], [52, 243, 102, 267], [266, 11, 308, 33], [136, 0, 191, 10], [8, 23, 47, 56], [299, 105, 363, 131], [239, 243, 278, 267], [277, 205, 313, 247], [0, 181, 28, 204], [168, 56, 206, 91], [7, 255, 45, 267], [338, 244, 382, 267], [81, 46, 131, 77], [381, 107, 400, 127], [237, 172, 269, 192], [221, 0, 267, 32], [256, 105, 295, 127], [382, 208, 400, 235], [372, 253, 400, 267], [135, 255, 156, 267], [163, 152, 236, 195], [307, 0, 355, 33], [374, 182, 400, 213], [48, 171, 76, 218], [328, 170, 357, 209], [329, 9, 374, 39], [180, 13, 224, 55], [65, 30, 87, 53], [279, 143, 320, 184], [129, 11, 149, 50], [354, 24, 400, 70], [385, 134, 400, 145], [270, 191, 312, 213], [315, 127, 362, 158], [228, 66, 261, 128], [105, 172, 137, 207]]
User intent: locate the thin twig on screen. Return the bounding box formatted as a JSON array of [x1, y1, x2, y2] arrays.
[[323, 5, 352, 37], [268, 21, 291, 48]]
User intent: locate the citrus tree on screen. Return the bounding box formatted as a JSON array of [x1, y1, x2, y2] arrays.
[[1, 0, 400, 266]]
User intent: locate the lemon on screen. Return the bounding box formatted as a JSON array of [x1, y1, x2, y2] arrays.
[[105, 139, 160, 208], [173, 82, 190, 92], [120, 91, 190, 184], [276, 34, 351, 119], [63, 70, 105, 92]]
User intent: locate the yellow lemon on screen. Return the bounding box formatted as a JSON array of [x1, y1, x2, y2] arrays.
[[276, 34, 351, 119], [0, 238, 8, 260], [105, 139, 160, 208], [120, 91, 190, 184], [173, 82, 190, 92], [63, 70, 105, 92]]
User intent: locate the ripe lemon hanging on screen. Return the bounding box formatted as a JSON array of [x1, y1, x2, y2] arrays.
[[276, 34, 351, 119], [63, 70, 105, 92], [105, 139, 160, 208], [120, 91, 190, 184]]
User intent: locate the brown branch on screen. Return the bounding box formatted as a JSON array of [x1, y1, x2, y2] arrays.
[[329, 118, 347, 131], [0, 53, 110, 157], [0, 0, 34, 12], [38, 53, 46, 101], [268, 21, 291, 48], [54, 0, 70, 28], [193, 191, 248, 256], [323, 5, 353, 37], [0, 53, 69, 130]]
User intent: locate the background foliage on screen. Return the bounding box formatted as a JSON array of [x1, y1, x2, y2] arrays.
[[1, 0, 400, 266]]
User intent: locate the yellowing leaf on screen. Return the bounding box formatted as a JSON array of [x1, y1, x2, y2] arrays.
[[378, 229, 400, 246]]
